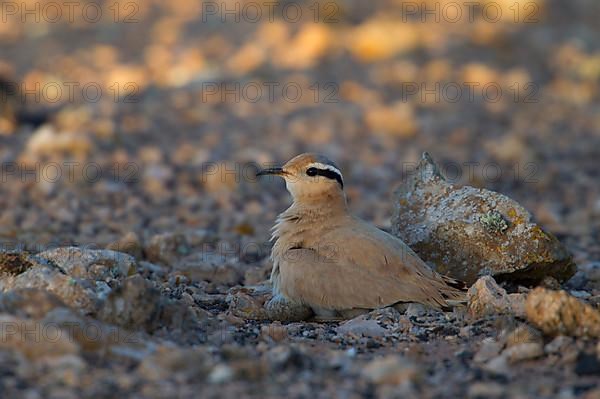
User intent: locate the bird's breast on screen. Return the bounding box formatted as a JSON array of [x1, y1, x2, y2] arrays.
[[272, 215, 342, 261]]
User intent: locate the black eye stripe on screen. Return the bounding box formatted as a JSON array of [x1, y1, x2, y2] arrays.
[[307, 168, 344, 188]]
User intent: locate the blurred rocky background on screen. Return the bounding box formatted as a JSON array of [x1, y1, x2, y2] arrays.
[[0, 0, 599, 398]]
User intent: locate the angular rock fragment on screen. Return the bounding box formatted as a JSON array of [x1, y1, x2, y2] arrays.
[[525, 287, 600, 338], [337, 316, 387, 338], [392, 153, 576, 285], [467, 276, 526, 318]]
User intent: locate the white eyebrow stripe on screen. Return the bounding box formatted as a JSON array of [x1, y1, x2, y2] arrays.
[[308, 162, 343, 180]]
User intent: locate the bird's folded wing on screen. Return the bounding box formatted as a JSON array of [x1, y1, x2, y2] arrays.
[[277, 224, 463, 310]]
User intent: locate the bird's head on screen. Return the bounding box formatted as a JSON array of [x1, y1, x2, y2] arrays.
[[257, 153, 345, 203]]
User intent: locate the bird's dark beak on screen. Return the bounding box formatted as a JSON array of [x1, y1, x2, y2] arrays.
[[256, 167, 285, 177]]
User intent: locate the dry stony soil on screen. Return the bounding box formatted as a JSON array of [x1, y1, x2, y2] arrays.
[[0, 0, 599, 398]]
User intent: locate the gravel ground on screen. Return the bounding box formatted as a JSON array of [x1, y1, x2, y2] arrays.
[[0, 0, 599, 398]]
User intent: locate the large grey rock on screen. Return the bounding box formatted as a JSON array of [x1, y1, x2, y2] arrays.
[[0, 251, 100, 314], [0, 248, 138, 315], [0, 248, 201, 336], [392, 153, 576, 285]]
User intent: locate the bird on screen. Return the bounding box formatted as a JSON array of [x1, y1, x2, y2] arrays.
[[256, 153, 465, 319]]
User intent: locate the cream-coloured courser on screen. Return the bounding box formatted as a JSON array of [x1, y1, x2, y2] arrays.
[[257, 153, 464, 318]]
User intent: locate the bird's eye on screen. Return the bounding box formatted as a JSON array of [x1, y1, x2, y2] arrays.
[[306, 167, 317, 176]]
